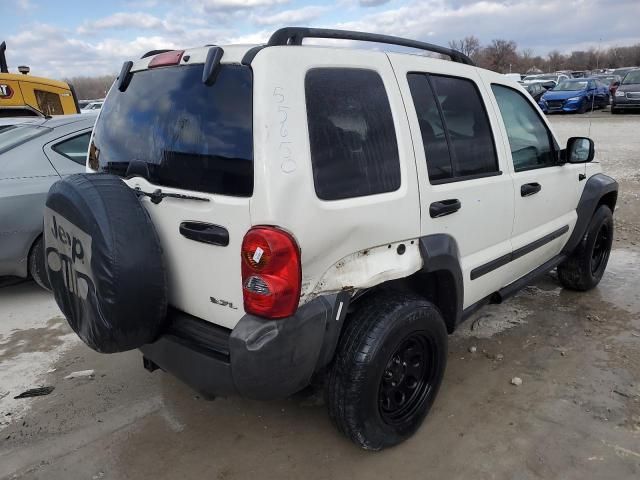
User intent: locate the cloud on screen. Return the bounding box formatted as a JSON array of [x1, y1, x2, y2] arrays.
[[359, 0, 391, 6], [15, 0, 34, 10], [252, 6, 329, 26], [4, 0, 640, 79], [335, 0, 640, 55], [77, 12, 181, 34], [198, 0, 290, 11]]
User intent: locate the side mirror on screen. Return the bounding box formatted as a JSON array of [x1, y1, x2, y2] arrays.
[[566, 137, 594, 163]]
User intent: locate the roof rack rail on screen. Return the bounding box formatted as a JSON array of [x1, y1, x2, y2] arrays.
[[267, 27, 474, 66], [141, 49, 173, 59]]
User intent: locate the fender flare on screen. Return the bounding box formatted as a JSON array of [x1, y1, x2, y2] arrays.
[[563, 173, 618, 255], [419, 234, 464, 332]]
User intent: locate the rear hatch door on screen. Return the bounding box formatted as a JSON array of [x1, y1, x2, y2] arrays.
[[89, 59, 254, 330]]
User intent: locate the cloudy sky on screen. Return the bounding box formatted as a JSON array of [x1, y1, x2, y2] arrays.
[[1, 0, 638, 79]]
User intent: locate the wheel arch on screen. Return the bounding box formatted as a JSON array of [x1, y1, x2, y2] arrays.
[[351, 234, 463, 334], [563, 173, 618, 255]]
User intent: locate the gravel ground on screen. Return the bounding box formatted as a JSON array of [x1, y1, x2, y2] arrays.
[[1, 110, 639, 480]]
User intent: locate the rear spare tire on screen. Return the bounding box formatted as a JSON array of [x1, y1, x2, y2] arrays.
[[44, 173, 168, 353]]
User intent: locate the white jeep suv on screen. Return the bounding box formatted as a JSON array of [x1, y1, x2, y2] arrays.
[[44, 28, 617, 450]]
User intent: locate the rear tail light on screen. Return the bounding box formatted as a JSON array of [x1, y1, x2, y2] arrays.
[[241, 226, 301, 319]]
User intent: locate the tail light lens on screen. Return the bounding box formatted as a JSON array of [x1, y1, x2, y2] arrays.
[[241, 226, 301, 318]]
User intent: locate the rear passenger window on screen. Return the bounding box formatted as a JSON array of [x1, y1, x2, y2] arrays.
[[407, 74, 452, 181], [408, 73, 498, 183], [305, 68, 401, 200], [53, 132, 92, 165]]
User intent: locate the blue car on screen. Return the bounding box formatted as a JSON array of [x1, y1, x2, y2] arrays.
[[539, 78, 610, 114]]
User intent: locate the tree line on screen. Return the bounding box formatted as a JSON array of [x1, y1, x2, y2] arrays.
[[63, 75, 115, 100], [448, 36, 640, 74]]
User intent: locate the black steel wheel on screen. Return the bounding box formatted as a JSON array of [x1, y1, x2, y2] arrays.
[[327, 293, 447, 450], [590, 223, 611, 275], [378, 333, 439, 426], [559, 205, 614, 291]]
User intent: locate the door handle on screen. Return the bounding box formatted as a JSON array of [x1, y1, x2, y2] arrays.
[[179, 221, 229, 246], [521, 182, 542, 197], [429, 199, 461, 218]]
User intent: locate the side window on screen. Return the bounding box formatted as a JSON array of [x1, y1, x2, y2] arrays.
[[34, 90, 64, 116], [491, 85, 556, 172], [305, 68, 401, 200], [407, 74, 452, 181], [407, 73, 499, 182], [52, 132, 92, 165]]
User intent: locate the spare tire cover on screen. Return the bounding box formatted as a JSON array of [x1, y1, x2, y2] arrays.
[[44, 173, 168, 353]]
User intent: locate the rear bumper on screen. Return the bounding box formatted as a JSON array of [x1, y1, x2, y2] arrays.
[[140, 292, 349, 400]]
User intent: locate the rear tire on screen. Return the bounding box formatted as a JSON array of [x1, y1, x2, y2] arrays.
[[558, 205, 613, 291], [326, 293, 448, 450], [28, 236, 50, 291]]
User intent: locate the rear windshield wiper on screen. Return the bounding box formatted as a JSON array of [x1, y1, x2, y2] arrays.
[[134, 187, 210, 204]]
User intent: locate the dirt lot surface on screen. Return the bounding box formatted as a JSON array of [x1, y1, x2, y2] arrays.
[[1, 110, 639, 480]]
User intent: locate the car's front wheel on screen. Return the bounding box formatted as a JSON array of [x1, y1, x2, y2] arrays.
[[326, 293, 448, 450], [558, 205, 613, 291], [578, 100, 588, 114]]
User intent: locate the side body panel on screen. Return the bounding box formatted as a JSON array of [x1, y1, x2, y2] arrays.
[[250, 47, 422, 303], [387, 53, 515, 308], [0, 139, 60, 277], [479, 70, 584, 283]]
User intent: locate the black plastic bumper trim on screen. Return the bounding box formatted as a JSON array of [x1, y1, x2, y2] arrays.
[[140, 294, 348, 400]]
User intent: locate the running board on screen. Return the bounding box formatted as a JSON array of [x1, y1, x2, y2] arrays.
[[462, 253, 566, 321], [496, 254, 567, 303]]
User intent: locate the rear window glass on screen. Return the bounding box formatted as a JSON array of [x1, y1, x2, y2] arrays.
[[305, 68, 401, 200], [0, 125, 49, 155], [90, 64, 253, 196]]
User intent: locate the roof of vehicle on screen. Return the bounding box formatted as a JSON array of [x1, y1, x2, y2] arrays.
[[131, 27, 474, 73], [0, 115, 44, 127], [0, 113, 96, 128], [0, 72, 71, 90]]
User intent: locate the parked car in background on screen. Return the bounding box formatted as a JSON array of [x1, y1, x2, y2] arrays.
[[524, 82, 547, 101], [504, 73, 523, 82], [81, 100, 103, 113], [611, 66, 639, 80], [571, 71, 589, 78], [0, 114, 96, 288], [523, 73, 570, 85], [612, 69, 640, 114], [539, 78, 610, 113], [593, 74, 622, 97], [0, 115, 40, 132]]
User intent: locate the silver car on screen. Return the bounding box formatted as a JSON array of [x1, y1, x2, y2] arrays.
[[0, 114, 96, 288]]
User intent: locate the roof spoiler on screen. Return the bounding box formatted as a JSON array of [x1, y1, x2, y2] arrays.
[[0, 41, 8, 73]]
